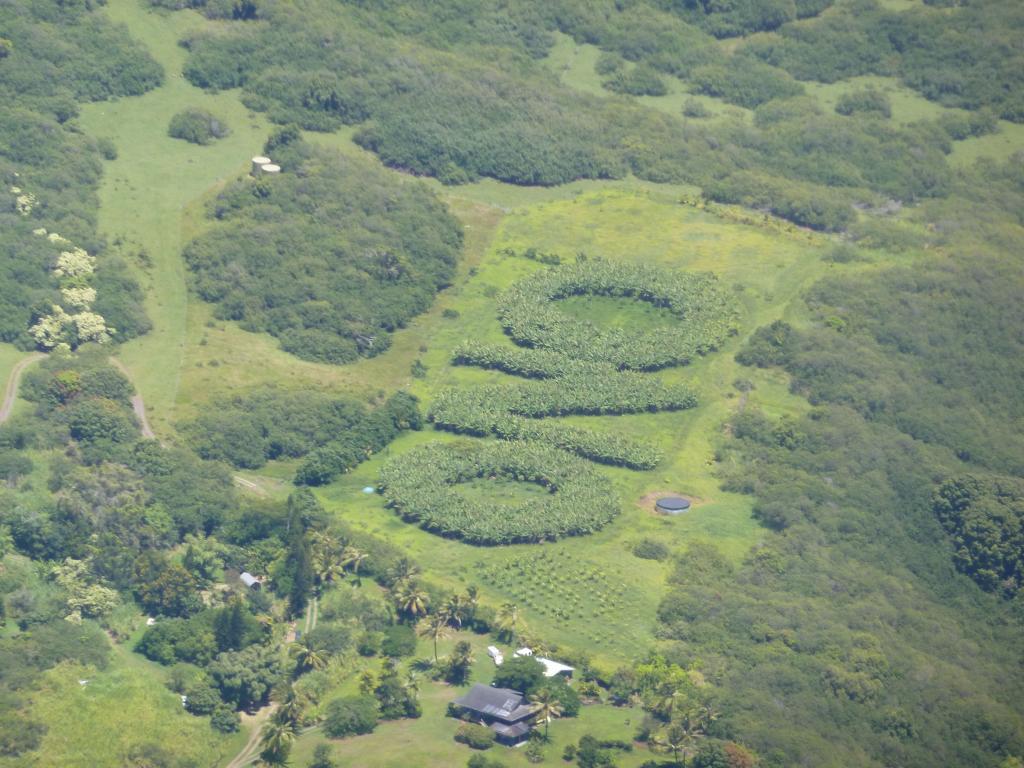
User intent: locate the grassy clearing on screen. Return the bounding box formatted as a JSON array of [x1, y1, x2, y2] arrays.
[[543, 32, 750, 124], [456, 476, 552, 507], [950, 119, 1024, 166], [801, 75, 952, 124], [307, 186, 858, 664], [556, 294, 680, 331], [4, 648, 236, 768], [76, 0, 273, 437]]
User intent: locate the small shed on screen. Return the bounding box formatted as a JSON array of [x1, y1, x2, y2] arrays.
[[240, 572, 262, 590], [537, 657, 574, 679], [656, 496, 691, 515]]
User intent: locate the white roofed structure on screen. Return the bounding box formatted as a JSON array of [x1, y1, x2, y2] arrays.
[[537, 657, 574, 678]]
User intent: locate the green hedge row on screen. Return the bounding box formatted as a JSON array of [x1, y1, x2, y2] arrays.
[[430, 374, 696, 423]]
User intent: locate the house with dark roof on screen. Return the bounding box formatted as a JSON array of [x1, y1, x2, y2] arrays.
[[451, 684, 538, 745]]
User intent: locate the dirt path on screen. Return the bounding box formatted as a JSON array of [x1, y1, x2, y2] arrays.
[[224, 703, 278, 768], [108, 357, 156, 439], [0, 352, 45, 424]]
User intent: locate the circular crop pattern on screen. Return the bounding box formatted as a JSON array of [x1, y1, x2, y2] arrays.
[[497, 258, 737, 370], [379, 440, 620, 545]]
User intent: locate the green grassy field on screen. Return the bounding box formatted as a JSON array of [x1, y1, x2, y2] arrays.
[[76, 0, 274, 437], [304, 186, 850, 666], [1, 648, 238, 768]]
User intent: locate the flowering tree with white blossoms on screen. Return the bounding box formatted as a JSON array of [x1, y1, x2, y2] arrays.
[[21, 186, 114, 349]]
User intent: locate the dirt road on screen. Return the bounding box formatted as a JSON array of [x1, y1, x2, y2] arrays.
[[108, 357, 156, 439], [0, 352, 45, 424]]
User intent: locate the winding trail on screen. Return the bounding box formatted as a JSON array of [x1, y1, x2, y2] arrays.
[[108, 357, 156, 439], [0, 352, 45, 424], [224, 703, 278, 768], [223, 598, 317, 768]]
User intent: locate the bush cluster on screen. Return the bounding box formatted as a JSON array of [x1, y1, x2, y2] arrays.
[[379, 441, 619, 545], [187, 388, 421, 484], [184, 136, 461, 365], [168, 108, 230, 145], [740, 1, 1024, 120], [0, 0, 156, 348]]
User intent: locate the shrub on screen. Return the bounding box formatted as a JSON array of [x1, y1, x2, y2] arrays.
[[836, 89, 892, 118], [603, 64, 668, 97], [704, 171, 856, 232], [183, 683, 220, 716], [682, 98, 712, 118], [492, 656, 546, 695], [691, 57, 804, 109], [188, 389, 420, 483], [168, 109, 230, 145], [455, 723, 496, 750], [210, 705, 240, 733], [633, 538, 671, 561], [323, 695, 378, 738], [96, 137, 118, 160], [467, 755, 507, 768], [380, 624, 417, 657]]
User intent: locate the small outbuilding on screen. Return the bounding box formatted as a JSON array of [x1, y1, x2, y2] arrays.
[[240, 572, 262, 590], [656, 496, 691, 515], [537, 657, 574, 679]]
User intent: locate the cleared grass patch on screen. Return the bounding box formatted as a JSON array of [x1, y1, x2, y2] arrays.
[[76, 0, 273, 436], [557, 293, 680, 331], [4, 653, 235, 768]]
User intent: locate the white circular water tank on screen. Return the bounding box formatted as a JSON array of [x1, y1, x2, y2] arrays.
[[260, 163, 281, 175], [251, 156, 271, 175]]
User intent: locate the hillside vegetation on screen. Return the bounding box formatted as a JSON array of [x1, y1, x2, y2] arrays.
[[0, 0, 1022, 767]]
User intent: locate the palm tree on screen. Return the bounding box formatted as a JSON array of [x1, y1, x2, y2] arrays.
[[529, 688, 563, 741], [387, 557, 420, 586], [259, 718, 297, 766], [309, 532, 342, 587], [440, 593, 467, 627], [274, 686, 305, 728], [446, 640, 474, 684], [496, 602, 521, 642], [289, 637, 329, 673], [392, 581, 429, 621], [654, 688, 691, 722], [418, 613, 451, 663], [653, 722, 691, 767], [340, 545, 368, 583]]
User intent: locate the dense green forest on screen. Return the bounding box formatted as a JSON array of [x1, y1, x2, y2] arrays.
[[0, 0, 1022, 766], [184, 132, 462, 364], [0, 0, 155, 349]]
